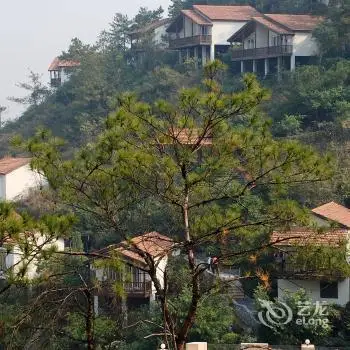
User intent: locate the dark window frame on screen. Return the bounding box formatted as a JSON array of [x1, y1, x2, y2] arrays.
[[320, 281, 338, 299]]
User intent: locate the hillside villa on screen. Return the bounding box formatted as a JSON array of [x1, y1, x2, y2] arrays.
[[271, 201, 350, 306], [48, 57, 80, 87], [0, 156, 63, 281], [228, 14, 323, 75], [166, 5, 261, 66], [94, 232, 175, 306]]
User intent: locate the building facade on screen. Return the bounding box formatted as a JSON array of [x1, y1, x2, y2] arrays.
[[272, 202, 350, 306], [228, 14, 323, 75], [0, 157, 45, 201], [48, 57, 80, 87], [166, 5, 261, 66]]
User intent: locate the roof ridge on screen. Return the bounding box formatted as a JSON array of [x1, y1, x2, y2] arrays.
[[261, 13, 296, 32]]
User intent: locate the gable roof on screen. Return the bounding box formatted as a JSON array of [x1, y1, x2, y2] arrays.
[[48, 57, 80, 71], [252, 16, 292, 34], [128, 18, 172, 36], [98, 232, 174, 267], [312, 201, 350, 228], [271, 227, 348, 247], [182, 9, 212, 25], [0, 157, 31, 175], [265, 14, 323, 32], [193, 5, 261, 21], [228, 13, 322, 42]]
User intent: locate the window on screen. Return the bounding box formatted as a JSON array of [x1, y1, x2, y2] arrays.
[[201, 26, 208, 35], [320, 281, 338, 298]]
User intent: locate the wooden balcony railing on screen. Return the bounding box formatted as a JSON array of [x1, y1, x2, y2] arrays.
[[124, 281, 153, 297], [231, 45, 293, 61], [169, 35, 212, 49], [272, 262, 345, 280]]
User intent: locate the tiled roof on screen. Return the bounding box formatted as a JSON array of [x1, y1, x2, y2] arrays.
[[182, 10, 212, 25], [312, 201, 350, 228], [128, 18, 172, 36], [48, 57, 80, 71], [167, 128, 213, 145], [271, 227, 348, 247], [0, 157, 31, 175], [193, 5, 261, 21], [99, 232, 174, 266], [253, 16, 292, 34], [265, 14, 323, 31]]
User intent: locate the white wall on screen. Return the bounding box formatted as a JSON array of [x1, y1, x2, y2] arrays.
[[154, 24, 168, 46], [293, 32, 319, 56], [2, 164, 45, 201], [5, 236, 64, 280], [256, 24, 269, 48], [278, 278, 350, 306], [0, 176, 5, 200], [212, 21, 247, 46]]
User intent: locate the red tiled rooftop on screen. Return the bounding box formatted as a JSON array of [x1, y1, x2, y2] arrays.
[[265, 14, 323, 31], [253, 16, 292, 34], [99, 232, 174, 267], [168, 128, 213, 145], [0, 157, 31, 175], [48, 57, 80, 71], [182, 10, 212, 26], [312, 201, 350, 228], [193, 5, 261, 21], [271, 227, 348, 247]]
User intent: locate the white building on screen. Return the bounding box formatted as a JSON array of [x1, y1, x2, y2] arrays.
[[48, 57, 80, 87], [1, 233, 65, 280], [0, 156, 63, 281], [228, 14, 323, 75], [0, 157, 45, 201], [166, 5, 261, 66], [94, 232, 175, 303], [272, 202, 350, 306]]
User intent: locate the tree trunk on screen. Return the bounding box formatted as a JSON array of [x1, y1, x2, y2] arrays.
[[85, 289, 94, 350]]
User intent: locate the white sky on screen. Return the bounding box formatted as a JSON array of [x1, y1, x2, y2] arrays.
[[0, 0, 170, 122]]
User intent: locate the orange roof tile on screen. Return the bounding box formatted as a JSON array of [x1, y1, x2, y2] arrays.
[[271, 227, 348, 247], [312, 201, 350, 228], [99, 232, 174, 267], [48, 57, 80, 71], [167, 128, 213, 145], [265, 14, 323, 31], [182, 9, 212, 25], [193, 5, 261, 21], [253, 16, 292, 34], [0, 157, 31, 175]]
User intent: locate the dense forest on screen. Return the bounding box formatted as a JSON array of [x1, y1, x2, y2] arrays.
[[0, 0, 350, 349]]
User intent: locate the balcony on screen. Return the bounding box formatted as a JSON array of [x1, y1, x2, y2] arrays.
[[231, 45, 293, 61], [272, 262, 345, 280], [169, 35, 212, 49], [124, 281, 153, 298]]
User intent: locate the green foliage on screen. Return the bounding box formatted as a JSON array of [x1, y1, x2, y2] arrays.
[[254, 286, 335, 344], [314, 0, 350, 59], [8, 70, 51, 107], [268, 60, 350, 128]]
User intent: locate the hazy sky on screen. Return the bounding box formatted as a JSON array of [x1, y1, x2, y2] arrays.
[[0, 0, 170, 122]]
